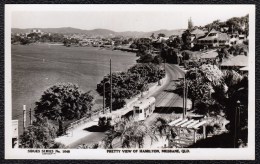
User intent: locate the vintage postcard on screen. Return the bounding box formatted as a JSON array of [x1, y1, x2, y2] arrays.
[[5, 4, 255, 160]]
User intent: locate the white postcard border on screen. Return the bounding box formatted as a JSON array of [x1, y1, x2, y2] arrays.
[[5, 4, 255, 160]]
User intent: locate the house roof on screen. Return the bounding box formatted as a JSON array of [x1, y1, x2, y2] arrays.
[[198, 32, 229, 41], [191, 29, 206, 35], [209, 29, 218, 33], [218, 33, 230, 40], [189, 51, 203, 61], [221, 55, 248, 67], [240, 66, 248, 71], [191, 29, 206, 39], [198, 29, 230, 41], [200, 51, 219, 59]]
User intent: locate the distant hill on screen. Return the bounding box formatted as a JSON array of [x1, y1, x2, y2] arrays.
[[11, 27, 185, 38], [149, 29, 185, 37]]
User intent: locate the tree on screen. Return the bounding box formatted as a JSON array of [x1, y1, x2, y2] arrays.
[[130, 43, 137, 49], [102, 119, 157, 148], [157, 33, 166, 39], [151, 117, 177, 141], [77, 143, 99, 149], [19, 116, 64, 148], [97, 64, 165, 111], [165, 47, 179, 64], [20, 38, 31, 45], [98, 117, 112, 130], [153, 55, 163, 65], [211, 70, 248, 147], [150, 33, 156, 39], [175, 36, 183, 49], [175, 64, 223, 113], [205, 19, 222, 31], [181, 30, 192, 50], [137, 53, 154, 63], [217, 48, 230, 63], [34, 83, 94, 121]]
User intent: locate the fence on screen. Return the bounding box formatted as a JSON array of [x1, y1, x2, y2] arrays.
[[65, 107, 110, 132]]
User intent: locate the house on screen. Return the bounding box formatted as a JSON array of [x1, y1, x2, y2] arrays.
[[220, 55, 248, 70], [191, 29, 207, 40], [195, 29, 230, 48], [30, 29, 43, 35], [200, 51, 219, 65], [190, 29, 207, 47]]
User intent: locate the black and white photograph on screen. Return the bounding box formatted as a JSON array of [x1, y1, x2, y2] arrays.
[[5, 4, 255, 160]]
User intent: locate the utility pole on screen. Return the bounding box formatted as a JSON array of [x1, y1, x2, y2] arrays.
[[185, 82, 188, 116], [29, 108, 32, 125], [234, 100, 241, 148], [23, 105, 26, 132], [103, 83, 105, 114], [110, 59, 112, 113], [183, 75, 186, 119], [234, 104, 237, 148]]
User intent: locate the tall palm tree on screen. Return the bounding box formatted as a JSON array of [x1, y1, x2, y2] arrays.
[[102, 118, 157, 148], [151, 117, 177, 144], [211, 70, 248, 147]]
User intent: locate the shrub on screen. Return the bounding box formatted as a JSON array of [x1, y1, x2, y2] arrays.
[[77, 143, 99, 149], [98, 117, 112, 130], [19, 117, 58, 148]]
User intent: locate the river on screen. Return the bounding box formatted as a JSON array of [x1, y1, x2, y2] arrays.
[[11, 44, 137, 135]]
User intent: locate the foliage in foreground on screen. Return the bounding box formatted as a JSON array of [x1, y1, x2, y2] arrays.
[[212, 70, 248, 145], [19, 117, 66, 149], [77, 143, 99, 149], [175, 64, 248, 147], [34, 83, 94, 121], [102, 118, 157, 148], [150, 117, 177, 141]]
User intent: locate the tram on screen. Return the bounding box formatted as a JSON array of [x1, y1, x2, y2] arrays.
[[133, 97, 156, 121]]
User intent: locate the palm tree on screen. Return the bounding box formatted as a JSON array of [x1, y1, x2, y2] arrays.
[[211, 70, 248, 147], [151, 117, 177, 144], [102, 118, 157, 148]]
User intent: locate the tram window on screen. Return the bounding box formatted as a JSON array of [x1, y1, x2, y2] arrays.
[[136, 109, 142, 113]]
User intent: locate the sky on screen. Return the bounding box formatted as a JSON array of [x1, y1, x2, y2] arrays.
[[9, 5, 253, 32]]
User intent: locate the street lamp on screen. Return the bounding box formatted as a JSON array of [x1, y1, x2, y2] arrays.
[[102, 81, 108, 114], [234, 100, 241, 148], [110, 59, 112, 113]]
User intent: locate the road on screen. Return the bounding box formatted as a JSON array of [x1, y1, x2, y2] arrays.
[[145, 64, 187, 125], [59, 64, 187, 148]]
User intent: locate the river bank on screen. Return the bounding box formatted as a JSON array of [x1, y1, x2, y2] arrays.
[[12, 44, 138, 135]]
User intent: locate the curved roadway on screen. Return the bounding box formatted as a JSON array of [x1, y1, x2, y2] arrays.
[[68, 64, 185, 148], [145, 64, 185, 125]]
